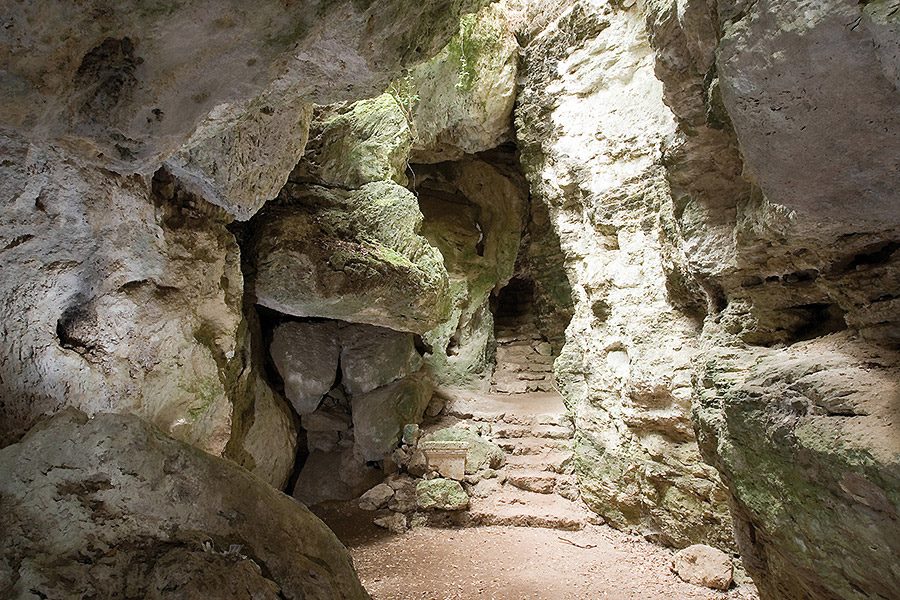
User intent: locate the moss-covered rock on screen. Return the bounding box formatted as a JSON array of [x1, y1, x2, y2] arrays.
[[416, 157, 527, 385], [405, 2, 519, 163], [416, 477, 469, 510], [293, 93, 412, 188], [252, 181, 451, 334], [351, 373, 433, 461], [694, 335, 900, 600]]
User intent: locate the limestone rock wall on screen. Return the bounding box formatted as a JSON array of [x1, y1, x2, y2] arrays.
[[416, 155, 529, 385], [0, 137, 242, 454], [643, 0, 900, 597], [1, 0, 485, 464], [516, 1, 733, 548], [2, 0, 491, 172]]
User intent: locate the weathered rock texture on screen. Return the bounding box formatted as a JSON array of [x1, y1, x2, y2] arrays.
[[253, 182, 451, 334], [517, 5, 900, 596], [0, 138, 242, 454], [416, 155, 528, 385], [1, 0, 491, 172], [406, 1, 520, 163], [516, 1, 732, 549], [0, 0, 490, 455], [0, 409, 368, 599], [3, 1, 899, 598], [644, 0, 900, 597], [671, 544, 734, 591]]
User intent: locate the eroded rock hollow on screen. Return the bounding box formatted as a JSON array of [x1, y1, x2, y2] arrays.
[[1, 1, 897, 599]]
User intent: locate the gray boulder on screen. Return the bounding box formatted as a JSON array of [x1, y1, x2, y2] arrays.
[[0, 409, 368, 599], [270, 321, 340, 415]]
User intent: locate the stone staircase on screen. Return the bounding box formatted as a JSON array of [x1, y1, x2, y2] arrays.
[[491, 322, 556, 394], [436, 388, 598, 531]]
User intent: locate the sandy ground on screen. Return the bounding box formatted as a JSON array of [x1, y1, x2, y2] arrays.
[[315, 506, 759, 600]]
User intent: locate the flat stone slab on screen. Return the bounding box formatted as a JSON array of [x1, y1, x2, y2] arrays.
[[420, 440, 469, 481]]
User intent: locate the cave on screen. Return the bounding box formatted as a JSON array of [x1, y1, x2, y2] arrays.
[[1, 2, 898, 600], [493, 276, 535, 327]]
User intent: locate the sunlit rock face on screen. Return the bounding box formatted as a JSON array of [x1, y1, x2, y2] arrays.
[[0, 137, 242, 454], [0, 409, 368, 600], [515, 2, 733, 549], [517, 4, 899, 594], [0, 1, 898, 598]]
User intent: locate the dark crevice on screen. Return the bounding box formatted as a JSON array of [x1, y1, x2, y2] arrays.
[[830, 241, 899, 274], [790, 303, 848, 342]]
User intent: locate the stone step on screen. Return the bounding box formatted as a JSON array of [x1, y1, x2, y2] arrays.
[[493, 362, 554, 374], [467, 489, 594, 531], [504, 450, 574, 474], [499, 413, 571, 428], [491, 381, 530, 394], [493, 358, 552, 369], [491, 370, 553, 383], [497, 339, 540, 349], [495, 331, 541, 340], [491, 382, 558, 395], [497, 345, 553, 357], [496, 437, 572, 455], [506, 470, 559, 494], [492, 423, 572, 439]]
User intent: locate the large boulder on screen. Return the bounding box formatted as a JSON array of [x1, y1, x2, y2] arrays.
[[293, 448, 384, 507], [670, 544, 734, 591], [253, 181, 451, 334], [340, 323, 423, 396], [351, 374, 433, 461], [225, 367, 298, 490], [164, 96, 313, 220], [292, 94, 412, 188], [0, 409, 368, 599], [415, 478, 469, 511]]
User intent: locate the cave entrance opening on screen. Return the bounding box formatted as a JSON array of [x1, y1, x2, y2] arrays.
[[489, 275, 556, 395]]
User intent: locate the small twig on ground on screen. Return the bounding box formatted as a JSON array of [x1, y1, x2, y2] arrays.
[[558, 536, 596, 549]]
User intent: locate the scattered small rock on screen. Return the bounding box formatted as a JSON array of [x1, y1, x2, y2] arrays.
[[359, 483, 395, 511], [670, 544, 734, 590], [425, 395, 446, 417], [402, 423, 420, 446], [407, 449, 429, 477], [373, 512, 407, 534]]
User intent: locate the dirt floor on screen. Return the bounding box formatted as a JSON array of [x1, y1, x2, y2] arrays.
[[315, 505, 760, 600]]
